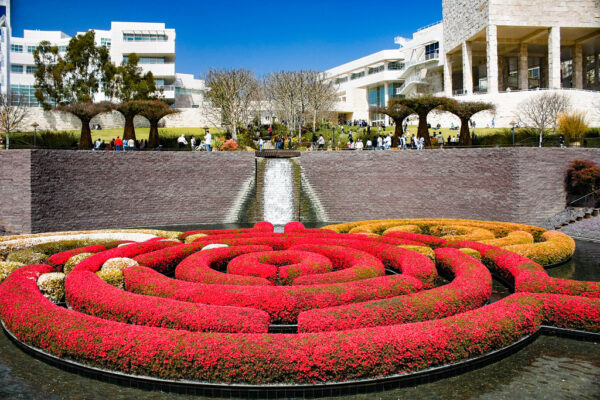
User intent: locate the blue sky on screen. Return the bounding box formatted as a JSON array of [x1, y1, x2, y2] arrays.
[[12, 0, 442, 77]]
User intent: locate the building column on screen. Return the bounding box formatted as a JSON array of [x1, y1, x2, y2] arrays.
[[548, 26, 561, 89], [573, 44, 583, 89], [486, 24, 499, 94], [383, 82, 390, 126], [519, 43, 529, 90], [462, 41, 473, 94], [444, 53, 453, 96]]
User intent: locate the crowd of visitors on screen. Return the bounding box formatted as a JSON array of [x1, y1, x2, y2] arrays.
[[93, 137, 149, 151]]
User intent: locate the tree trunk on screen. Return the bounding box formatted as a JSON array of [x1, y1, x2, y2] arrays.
[[123, 113, 136, 141], [392, 122, 401, 148], [231, 125, 238, 141], [539, 128, 543, 148], [312, 114, 317, 134], [78, 118, 93, 149], [459, 117, 471, 145], [148, 123, 160, 149], [417, 112, 431, 147]]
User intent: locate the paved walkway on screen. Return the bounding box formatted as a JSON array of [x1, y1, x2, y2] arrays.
[[559, 218, 600, 242]]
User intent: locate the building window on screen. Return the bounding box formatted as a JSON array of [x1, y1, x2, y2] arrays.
[[334, 76, 348, 85], [387, 61, 405, 70], [368, 65, 385, 75], [10, 84, 40, 107], [388, 82, 402, 98], [425, 42, 439, 60], [350, 71, 365, 80], [58, 45, 67, 52], [101, 38, 111, 48], [27, 45, 37, 53], [122, 33, 168, 42], [26, 65, 38, 74], [368, 85, 385, 107], [123, 55, 166, 64], [10, 64, 23, 73], [10, 44, 23, 53]]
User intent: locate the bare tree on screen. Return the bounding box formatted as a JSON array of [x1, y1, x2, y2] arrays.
[[264, 71, 302, 139], [204, 68, 260, 141], [0, 94, 28, 150], [516, 92, 571, 147], [305, 71, 338, 133]]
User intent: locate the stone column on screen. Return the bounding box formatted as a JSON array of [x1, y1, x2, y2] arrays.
[[486, 24, 499, 94], [462, 41, 473, 94], [573, 44, 583, 89], [444, 53, 453, 96], [519, 43, 529, 90], [548, 26, 561, 89]]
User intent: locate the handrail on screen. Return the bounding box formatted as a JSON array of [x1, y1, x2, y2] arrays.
[[567, 189, 600, 207]]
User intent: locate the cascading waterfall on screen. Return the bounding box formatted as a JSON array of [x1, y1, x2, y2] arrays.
[[263, 159, 295, 227]]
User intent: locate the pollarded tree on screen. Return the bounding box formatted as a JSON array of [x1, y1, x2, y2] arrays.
[[33, 30, 114, 149], [204, 68, 260, 141], [372, 98, 415, 147], [442, 100, 495, 145], [395, 96, 453, 147], [56, 102, 113, 147], [108, 53, 159, 141], [137, 100, 179, 148]]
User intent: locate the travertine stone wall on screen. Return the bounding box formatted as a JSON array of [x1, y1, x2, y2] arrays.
[[443, 0, 600, 53], [443, 0, 489, 53]]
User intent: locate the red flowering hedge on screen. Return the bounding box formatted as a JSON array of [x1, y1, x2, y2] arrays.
[[66, 269, 270, 333], [298, 248, 492, 332], [0, 221, 599, 386], [46, 244, 110, 269], [227, 250, 335, 285], [449, 241, 600, 297], [383, 231, 448, 248], [2, 264, 599, 384], [125, 266, 422, 323], [176, 245, 273, 285]]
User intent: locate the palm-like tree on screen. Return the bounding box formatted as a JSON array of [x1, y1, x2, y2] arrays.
[[372, 99, 415, 147], [394, 96, 453, 147], [55, 102, 113, 149]]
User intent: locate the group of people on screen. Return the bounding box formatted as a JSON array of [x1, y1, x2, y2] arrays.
[[186, 132, 212, 152], [93, 137, 149, 151]]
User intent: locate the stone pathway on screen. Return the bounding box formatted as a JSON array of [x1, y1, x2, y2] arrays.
[[559, 218, 600, 241]]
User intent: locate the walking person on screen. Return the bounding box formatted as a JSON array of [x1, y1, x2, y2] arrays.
[[114, 136, 123, 151], [317, 134, 325, 150], [258, 137, 264, 152], [204, 130, 212, 152]]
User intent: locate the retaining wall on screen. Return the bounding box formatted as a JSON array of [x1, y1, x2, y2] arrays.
[[1, 148, 599, 234]]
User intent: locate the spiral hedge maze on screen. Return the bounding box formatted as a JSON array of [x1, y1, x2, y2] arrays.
[[0, 219, 598, 393]]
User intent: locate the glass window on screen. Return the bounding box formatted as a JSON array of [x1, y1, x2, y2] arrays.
[[26, 65, 38, 74], [123, 33, 167, 42], [10, 84, 41, 107], [27, 45, 36, 53], [350, 71, 365, 80], [101, 38, 111, 48], [10, 64, 23, 73], [334, 76, 348, 85], [425, 42, 439, 60], [368, 85, 385, 107], [388, 61, 405, 70], [368, 65, 384, 75], [58, 45, 67, 52], [123, 56, 165, 64], [388, 82, 402, 98], [10, 44, 23, 53]]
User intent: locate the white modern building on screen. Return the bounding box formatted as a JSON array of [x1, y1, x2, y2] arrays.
[[326, 0, 600, 127], [0, 0, 204, 108]]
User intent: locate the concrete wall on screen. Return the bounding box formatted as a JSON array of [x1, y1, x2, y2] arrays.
[[25, 150, 254, 233], [488, 0, 600, 28], [301, 148, 600, 226], [2, 148, 600, 234], [443, 0, 489, 52]]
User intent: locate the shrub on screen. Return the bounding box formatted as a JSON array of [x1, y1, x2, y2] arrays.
[[0, 261, 24, 282], [37, 271, 66, 303], [564, 159, 600, 206], [63, 253, 95, 275], [220, 139, 238, 151], [7, 249, 47, 264], [558, 111, 588, 140]]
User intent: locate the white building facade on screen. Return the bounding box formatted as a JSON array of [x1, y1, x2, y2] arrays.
[[0, 2, 205, 108], [326, 0, 600, 128]]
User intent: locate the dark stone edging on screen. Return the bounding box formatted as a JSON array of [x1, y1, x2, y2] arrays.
[[3, 320, 597, 398]]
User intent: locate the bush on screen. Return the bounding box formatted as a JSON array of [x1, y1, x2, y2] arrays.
[[558, 111, 588, 140], [219, 139, 238, 151], [565, 160, 600, 206], [7, 249, 47, 264]]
